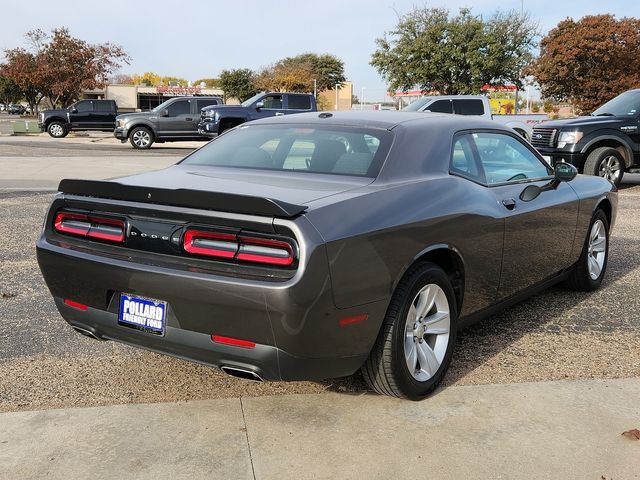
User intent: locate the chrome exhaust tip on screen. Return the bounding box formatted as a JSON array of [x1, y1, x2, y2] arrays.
[[221, 366, 263, 382], [71, 325, 103, 341]]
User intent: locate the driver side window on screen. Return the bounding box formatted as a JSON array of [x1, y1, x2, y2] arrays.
[[261, 95, 283, 109], [74, 100, 93, 113], [472, 132, 551, 184]]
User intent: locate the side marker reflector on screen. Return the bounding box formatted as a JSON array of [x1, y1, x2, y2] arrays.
[[64, 299, 89, 311], [339, 314, 369, 326], [211, 334, 256, 349]]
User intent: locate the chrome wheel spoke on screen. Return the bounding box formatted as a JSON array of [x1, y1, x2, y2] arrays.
[[415, 286, 436, 318], [405, 342, 418, 372], [591, 237, 606, 253]]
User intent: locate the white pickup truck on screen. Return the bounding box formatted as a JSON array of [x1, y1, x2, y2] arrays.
[[402, 95, 548, 141]]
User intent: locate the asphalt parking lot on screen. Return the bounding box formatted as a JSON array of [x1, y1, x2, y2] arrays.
[[1, 133, 640, 413]]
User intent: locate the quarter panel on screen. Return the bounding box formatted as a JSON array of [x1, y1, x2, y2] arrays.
[[305, 176, 505, 317]]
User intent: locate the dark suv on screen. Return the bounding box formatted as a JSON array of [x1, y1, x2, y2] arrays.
[[115, 96, 223, 149], [197, 92, 317, 137], [39, 99, 118, 138], [531, 89, 640, 186]]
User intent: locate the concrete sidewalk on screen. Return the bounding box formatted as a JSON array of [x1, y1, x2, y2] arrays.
[[1, 378, 638, 480]]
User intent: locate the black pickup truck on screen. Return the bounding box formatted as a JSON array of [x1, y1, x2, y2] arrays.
[[198, 92, 317, 137], [531, 89, 640, 186], [39, 99, 118, 138]]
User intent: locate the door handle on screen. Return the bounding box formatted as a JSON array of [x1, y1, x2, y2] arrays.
[[275, 112, 285, 116], [185, 117, 193, 121], [501, 198, 516, 210]]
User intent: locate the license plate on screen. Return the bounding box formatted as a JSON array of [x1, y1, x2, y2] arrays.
[[118, 294, 166, 335], [542, 155, 552, 165]]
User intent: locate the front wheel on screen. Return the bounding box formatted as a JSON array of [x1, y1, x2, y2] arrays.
[[564, 209, 609, 291], [129, 127, 154, 149], [584, 147, 625, 187], [361, 263, 457, 400], [47, 122, 68, 138]]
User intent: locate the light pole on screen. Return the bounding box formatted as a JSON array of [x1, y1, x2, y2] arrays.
[[335, 84, 340, 111], [360, 87, 366, 110], [312, 79, 317, 98]]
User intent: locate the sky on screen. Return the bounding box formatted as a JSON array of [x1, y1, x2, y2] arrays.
[[1, 0, 639, 102]]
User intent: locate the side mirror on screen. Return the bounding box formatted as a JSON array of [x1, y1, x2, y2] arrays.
[[160, 108, 169, 117], [70, 107, 78, 113], [554, 162, 578, 183], [520, 162, 578, 202], [255, 101, 264, 110]]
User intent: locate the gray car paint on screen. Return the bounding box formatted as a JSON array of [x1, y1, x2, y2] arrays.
[[36, 111, 617, 380]]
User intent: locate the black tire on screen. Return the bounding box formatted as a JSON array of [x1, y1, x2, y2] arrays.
[[564, 209, 609, 291], [583, 147, 625, 187], [361, 262, 458, 400], [129, 126, 154, 149], [47, 121, 68, 138]]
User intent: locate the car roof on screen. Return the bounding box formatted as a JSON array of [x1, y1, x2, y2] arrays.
[[249, 110, 504, 131]]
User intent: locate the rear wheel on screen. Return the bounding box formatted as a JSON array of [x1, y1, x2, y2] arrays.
[[565, 209, 609, 291], [362, 263, 457, 400], [130, 126, 154, 149], [47, 121, 68, 138], [584, 147, 625, 186]]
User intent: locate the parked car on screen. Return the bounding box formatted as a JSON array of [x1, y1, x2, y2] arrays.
[[530, 89, 640, 187], [197, 92, 317, 137], [38, 100, 118, 138], [8, 104, 27, 115], [37, 112, 616, 400], [115, 96, 223, 149], [402, 95, 548, 140]]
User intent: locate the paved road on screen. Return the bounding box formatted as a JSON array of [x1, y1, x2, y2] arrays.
[[1, 136, 639, 411]]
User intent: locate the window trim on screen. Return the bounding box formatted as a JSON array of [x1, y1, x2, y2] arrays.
[[449, 128, 554, 188]]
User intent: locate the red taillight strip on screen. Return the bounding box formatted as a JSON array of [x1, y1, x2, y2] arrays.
[[183, 229, 296, 266], [54, 211, 125, 243], [64, 299, 89, 311], [183, 230, 238, 258], [236, 235, 294, 266], [211, 335, 256, 349]]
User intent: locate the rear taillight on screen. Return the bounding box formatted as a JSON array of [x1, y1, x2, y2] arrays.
[[54, 211, 125, 243], [183, 228, 296, 266]]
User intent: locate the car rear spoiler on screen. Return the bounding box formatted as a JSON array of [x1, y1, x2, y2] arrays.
[[57, 179, 308, 218]]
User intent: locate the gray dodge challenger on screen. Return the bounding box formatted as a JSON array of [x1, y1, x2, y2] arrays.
[[37, 111, 617, 400]]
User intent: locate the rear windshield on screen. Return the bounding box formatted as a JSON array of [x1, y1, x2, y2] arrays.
[[182, 124, 393, 177]]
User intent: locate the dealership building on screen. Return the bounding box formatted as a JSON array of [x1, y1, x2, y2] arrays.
[[83, 84, 226, 112]]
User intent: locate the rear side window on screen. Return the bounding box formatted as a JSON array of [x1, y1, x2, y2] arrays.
[[453, 99, 484, 116], [425, 100, 452, 113], [95, 101, 113, 112], [288, 95, 312, 110], [450, 135, 483, 181], [182, 124, 393, 177], [197, 98, 220, 110]]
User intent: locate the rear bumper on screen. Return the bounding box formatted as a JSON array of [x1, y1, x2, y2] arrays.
[[36, 232, 386, 381]]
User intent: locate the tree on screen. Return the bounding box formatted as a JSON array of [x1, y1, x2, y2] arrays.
[[219, 68, 258, 101], [2, 28, 129, 110], [525, 15, 640, 114], [0, 76, 22, 106], [1, 49, 45, 113], [131, 72, 161, 86], [37, 28, 130, 107], [256, 53, 346, 93], [370, 7, 538, 95]]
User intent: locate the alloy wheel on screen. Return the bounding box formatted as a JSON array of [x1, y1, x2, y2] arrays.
[[49, 124, 64, 137], [403, 283, 450, 382], [587, 219, 606, 280], [132, 130, 151, 148], [599, 155, 622, 183]]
